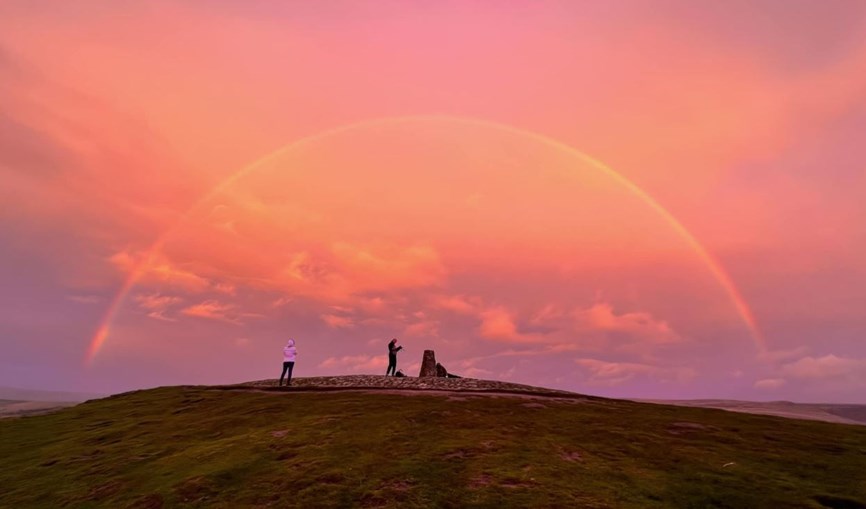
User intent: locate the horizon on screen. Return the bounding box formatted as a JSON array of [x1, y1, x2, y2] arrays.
[[2, 1, 866, 403]]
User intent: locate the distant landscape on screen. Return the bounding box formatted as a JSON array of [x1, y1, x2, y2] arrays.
[[642, 399, 866, 426], [0, 386, 106, 419]]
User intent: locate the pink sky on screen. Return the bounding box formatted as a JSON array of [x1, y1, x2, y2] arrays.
[[1, 0, 865, 402]]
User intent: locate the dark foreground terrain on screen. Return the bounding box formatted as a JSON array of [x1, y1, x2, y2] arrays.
[[1, 377, 864, 508]]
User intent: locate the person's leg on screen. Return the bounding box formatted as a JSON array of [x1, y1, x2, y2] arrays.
[[280, 362, 289, 386], [387, 355, 396, 376], [286, 362, 295, 385]]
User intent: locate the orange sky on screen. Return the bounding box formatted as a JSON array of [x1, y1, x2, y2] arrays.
[[1, 1, 865, 401]]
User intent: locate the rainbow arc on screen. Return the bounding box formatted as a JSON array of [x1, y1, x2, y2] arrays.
[[85, 115, 764, 364]]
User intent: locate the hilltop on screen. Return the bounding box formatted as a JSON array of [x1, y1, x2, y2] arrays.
[[1, 376, 864, 508]]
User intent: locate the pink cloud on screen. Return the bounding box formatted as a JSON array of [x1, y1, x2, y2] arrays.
[[214, 282, 236, 295], [318, 355, 384, 373], [780, 355, 866, 382], [181, 300, 240, 324], [754, 378, 786, 390], [134, 293, 182, 311], [270, 296, 293, 308], [478, 307, 540, 343], [110, 250, 211, 293], [758, 346, 811, 363], [329, 242, 446, 292], [321, 314, 355, 329], [134, 293, 182, 321], [573, 303, 680, 344], [530, 303, 563, 324], [575, 358, 696, 386], [404, 320, 439, 338], [431, 294, 481, 315]]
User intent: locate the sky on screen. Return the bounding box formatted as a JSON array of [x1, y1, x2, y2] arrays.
[[1, 0, 865, 402]]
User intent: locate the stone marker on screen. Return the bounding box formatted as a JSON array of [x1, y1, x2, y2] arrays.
[[419, 350, 438, 377]]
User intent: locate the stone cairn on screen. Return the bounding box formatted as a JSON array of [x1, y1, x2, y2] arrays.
[[419, 350, 460, 378]]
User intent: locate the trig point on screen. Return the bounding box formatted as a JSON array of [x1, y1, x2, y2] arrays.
[[419, 350, 437, 377]]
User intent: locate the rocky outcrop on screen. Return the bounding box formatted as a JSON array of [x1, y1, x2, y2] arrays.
[[419, 350, 438, 377]]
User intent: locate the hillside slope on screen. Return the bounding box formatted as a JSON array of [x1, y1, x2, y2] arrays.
[[1, 377, 864, 508]]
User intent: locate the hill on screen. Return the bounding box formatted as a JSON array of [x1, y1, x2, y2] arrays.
[[642, 399, 866, 426], [1, 376, 864, 508]]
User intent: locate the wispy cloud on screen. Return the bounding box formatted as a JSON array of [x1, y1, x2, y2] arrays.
[[318, 355, 384, 373], [575, 358, 696, 386], [181, 300, 241, 324], [780, 355, 866, 382], [754, 378, 786, 390], [321, 313, 355, 329], [573, 303, 680, 344]]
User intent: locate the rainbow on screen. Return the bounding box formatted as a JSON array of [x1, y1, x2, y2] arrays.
[[85, 114, 765, 364]]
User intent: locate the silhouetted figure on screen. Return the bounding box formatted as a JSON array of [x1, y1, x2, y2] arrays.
[[386, 338, 403, 376], [280, 339, 297, 386]]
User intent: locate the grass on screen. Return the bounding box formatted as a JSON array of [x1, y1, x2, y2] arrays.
[[1, 385, 865, 508]]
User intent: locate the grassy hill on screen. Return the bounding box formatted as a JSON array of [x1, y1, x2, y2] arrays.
[[1, 378, 865, 508]]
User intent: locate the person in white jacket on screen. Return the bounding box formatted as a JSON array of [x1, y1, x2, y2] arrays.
[[280, 339, 297, 386]]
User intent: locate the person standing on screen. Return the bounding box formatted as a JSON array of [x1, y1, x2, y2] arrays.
[[386, 338, 402, 376], [280, 339, 297, 386]]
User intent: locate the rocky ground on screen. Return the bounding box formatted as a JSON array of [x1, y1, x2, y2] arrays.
[[230, 375, 587, 399]]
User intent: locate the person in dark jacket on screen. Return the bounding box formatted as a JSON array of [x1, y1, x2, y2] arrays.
[[386, 338, 403, 376]]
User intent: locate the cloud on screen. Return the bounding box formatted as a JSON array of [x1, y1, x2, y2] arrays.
[[271, 296, 293, 308], [321, 313, 355, 329], [214, 283, 236, 295], [270, 243, 447, 305], [110, 250, 211, 293], [462, 366, 494, 378], [134, 293, 183, 321], [431, 294, 481, 315], [780, 354, 866, 382], [575, 358, 696, 386], [357, 296, 388, 314], [181, 300, 241, 324], [573, 303, 680, 344], [758, 346, 810, 363], [318, 355, 384, 373], [404, 319, 439, 337], [530, 303, 563, 324], [135, 293, 182, 311], [754, 378, 786, 390], [478, 307, 540, 343], [330, 242, 445, 290]]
